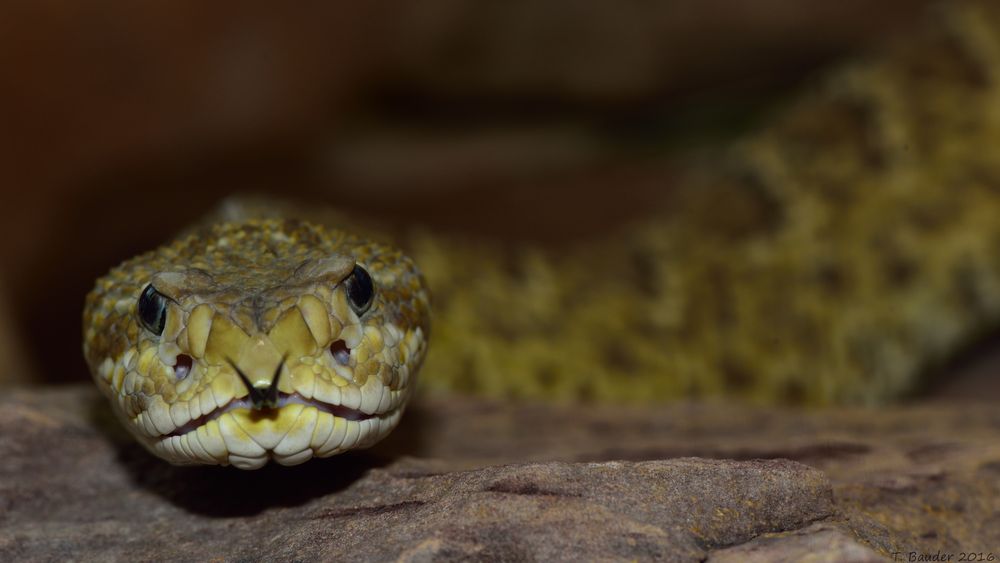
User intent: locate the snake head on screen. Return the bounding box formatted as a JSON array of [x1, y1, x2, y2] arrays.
[[82, 219, 431, 469]]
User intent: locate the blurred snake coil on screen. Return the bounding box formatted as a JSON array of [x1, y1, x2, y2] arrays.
[[84, 3, 1000, 467]]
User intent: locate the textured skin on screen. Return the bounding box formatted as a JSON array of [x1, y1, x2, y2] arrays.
[[83, 220, 430, 469], [409, 2, 1000, 405]]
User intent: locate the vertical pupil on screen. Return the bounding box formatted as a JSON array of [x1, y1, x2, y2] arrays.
[[347, 265, 374, 314], [138, 285, 167, 335]]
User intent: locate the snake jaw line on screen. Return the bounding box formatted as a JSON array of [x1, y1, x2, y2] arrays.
[[161, 390, 381, 439]]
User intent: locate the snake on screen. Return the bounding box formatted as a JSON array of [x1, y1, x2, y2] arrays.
[[84, 2, 1000, 468]]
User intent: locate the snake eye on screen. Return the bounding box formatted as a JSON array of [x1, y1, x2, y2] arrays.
[[137, 284, 168, 336], [345, 264, 375, 317]]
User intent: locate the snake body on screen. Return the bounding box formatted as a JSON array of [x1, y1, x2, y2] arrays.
[[410, 2, 1000, 405], [86, 2, 1000, 467], [83, 220, 430, 469]]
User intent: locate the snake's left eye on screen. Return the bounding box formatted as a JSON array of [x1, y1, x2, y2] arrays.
[[345, 264, 375, 317], [137, 284, 168, 336]]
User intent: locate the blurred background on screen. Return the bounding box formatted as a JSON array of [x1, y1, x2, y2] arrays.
[[0, 0, 948, 392]]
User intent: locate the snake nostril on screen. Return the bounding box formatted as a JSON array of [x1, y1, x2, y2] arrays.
[[330, 340, 351, 366], [174, 354, 193, 380]]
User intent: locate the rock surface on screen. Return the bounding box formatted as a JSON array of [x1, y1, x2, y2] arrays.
[[2, 385, 999, 560], [707, 522, 883, 563]]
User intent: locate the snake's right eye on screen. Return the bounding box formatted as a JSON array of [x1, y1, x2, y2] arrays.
[[345, 264, 376, 317], [137, 284, 168, 336]]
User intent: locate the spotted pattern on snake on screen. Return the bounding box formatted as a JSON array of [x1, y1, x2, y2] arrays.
[[83, 220, 430, 469], [413, 2, 1000, 405], [85, 2, 1000, 467]]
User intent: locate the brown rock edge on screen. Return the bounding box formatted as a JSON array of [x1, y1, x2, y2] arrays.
[[1, 386, 998, 561]]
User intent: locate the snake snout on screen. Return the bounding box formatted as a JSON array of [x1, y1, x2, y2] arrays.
[[227, 356, 285, 411]]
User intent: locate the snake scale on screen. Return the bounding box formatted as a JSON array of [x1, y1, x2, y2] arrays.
[[85, 2, 1000, 468]]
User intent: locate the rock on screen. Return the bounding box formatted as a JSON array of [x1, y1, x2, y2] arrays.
[[2, 385, 999, 560], [708, 522, 883, 563], [2, 456, 829, 562]]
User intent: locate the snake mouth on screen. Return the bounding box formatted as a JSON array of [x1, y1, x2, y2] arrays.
[[164, 392, 375, 438]]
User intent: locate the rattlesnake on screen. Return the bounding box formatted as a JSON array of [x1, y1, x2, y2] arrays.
[[84, 2, 1000, 467]]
